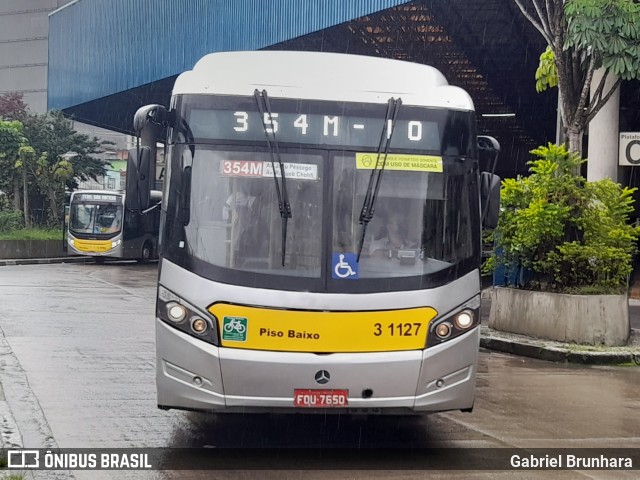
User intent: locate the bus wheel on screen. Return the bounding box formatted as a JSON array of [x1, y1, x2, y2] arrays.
[[94, 257, 105, 265], [138, 242, 152, 264]]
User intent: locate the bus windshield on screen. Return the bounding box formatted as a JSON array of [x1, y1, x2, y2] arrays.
[[333, 154, 476, 279], [182, 148, 323, 277], [69, 202, 123, 235], [164, 96, 479, 292]]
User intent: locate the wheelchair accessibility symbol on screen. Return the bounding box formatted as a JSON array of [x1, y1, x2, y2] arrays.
[[332, 253, 359, 279]]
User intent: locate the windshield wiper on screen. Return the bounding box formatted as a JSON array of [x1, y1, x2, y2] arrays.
[[356, 97, 402, 261], [177, 118, 195, 226], [254, 89, 292, 267]]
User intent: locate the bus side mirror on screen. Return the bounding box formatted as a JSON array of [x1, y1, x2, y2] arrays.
[[477, 135, 501, 229], [477, 135, 500, 172], [480, 172, 500, 229], [125, 147, 152, 211], [134, 104, 168, 133], [62, 205, 69, 252]]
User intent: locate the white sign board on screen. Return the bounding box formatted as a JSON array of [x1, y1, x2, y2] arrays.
[[619, 132, 640, 166], [220, 160, 318, 180]]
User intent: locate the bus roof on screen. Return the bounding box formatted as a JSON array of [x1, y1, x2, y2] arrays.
[[173, 51, 474, 111], [71, 189, 122, 197], [71, 190, 162, 200]]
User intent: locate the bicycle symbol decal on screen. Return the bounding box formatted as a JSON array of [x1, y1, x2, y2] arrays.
[[222, 316, 248, 342], [332, 253, 359, 280]]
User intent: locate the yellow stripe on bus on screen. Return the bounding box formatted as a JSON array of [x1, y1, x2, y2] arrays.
[[355, 153, 443, 173], [209, 303, 438, 353], [73, 239, 112, 252]]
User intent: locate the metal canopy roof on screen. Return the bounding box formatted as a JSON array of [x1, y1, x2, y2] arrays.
[[324, 1, 558, 175], [49, 0, 638, 177], [48, 0, 407, 110]]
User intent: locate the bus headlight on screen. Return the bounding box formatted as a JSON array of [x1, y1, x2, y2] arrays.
[[427, 297, 480, 347], [435, 322, 452, 339], [454, 310, 474, 330], [166, 302, 187, 323], [111, 239, 122, 249], [157, 286, 219, 345], [191, 317, 208, 334], [68, 238, 75, 246]]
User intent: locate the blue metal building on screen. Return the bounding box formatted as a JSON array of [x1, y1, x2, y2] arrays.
[[48, 0, 640, 177]]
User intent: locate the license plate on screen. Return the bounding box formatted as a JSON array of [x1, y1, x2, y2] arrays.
[[293, 389, 349, 408]]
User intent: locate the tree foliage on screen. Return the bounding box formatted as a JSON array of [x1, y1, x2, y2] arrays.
[[486, 144, 640, 293], [535, 46, 558, 92], [22, 111, 109, 186], [0, 92, 27, 121], [0, 121, 24, 193], [20, 111, 111, 225], [564, 0, 640, 80], [16, 145, 36, 228], [0, 210, 23, 232], [1, 107, 112, 228], [514, 0, 640, 156], [0, 120, 28, 216]]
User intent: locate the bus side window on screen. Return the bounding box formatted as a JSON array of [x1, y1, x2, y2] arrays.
[[125, 209, 139, 234]]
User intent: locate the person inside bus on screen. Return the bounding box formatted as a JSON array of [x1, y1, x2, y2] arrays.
[[111, 208, 122, 233], [97, 206, 122, 234], [222, 188, 256, 223], [368, 211, 417, 258], [225, 181, 269, 267]]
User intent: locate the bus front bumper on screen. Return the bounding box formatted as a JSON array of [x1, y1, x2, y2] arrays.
[[156, 318, 479, 414], [67, 237, 122, 257]]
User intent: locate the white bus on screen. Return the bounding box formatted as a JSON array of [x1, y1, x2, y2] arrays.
[[129, 51, 499, 414], [67, 189, 161, 263]]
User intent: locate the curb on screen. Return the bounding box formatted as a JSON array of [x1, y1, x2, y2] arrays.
[[480, 326, 640, 365], [0, 256, 93, 266]]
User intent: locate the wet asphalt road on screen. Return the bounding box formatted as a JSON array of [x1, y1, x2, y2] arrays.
[[0, 263, 639, 479]]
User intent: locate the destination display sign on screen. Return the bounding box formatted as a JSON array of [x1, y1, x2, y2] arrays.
[[189, 109, 442, 150], [220, 160, 318, 180], [75, 193, 120, 203]]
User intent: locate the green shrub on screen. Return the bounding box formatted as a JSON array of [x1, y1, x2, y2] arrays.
[[486, 143, 640, 294], [0, 210, 24, 232], [546, 243, 631, 294], [0, 228, 62, 240]]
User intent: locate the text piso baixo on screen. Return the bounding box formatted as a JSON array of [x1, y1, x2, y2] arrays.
[[260, 327, 320, 339]]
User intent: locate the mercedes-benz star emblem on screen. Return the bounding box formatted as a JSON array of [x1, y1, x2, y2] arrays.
[[315, 370, 330, 385]]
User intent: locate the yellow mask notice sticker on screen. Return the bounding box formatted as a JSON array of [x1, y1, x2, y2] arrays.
[[356, 153, 443, 173]]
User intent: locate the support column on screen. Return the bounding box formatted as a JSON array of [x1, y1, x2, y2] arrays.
[[556, 92, 565, 145], [587, 69, 620, 181]]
